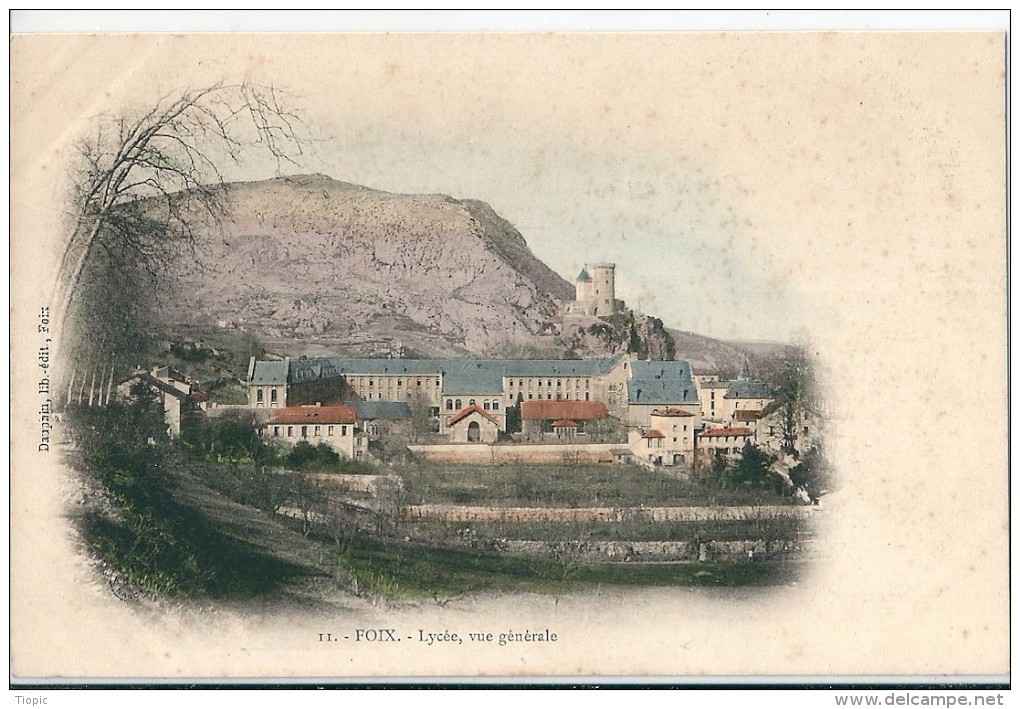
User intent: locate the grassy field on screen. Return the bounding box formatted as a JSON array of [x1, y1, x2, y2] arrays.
[[397, 463, 796, 508], [337, 540, 799, 599]]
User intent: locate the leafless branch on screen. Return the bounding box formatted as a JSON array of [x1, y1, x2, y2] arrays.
[[56, 81, 310, 343]]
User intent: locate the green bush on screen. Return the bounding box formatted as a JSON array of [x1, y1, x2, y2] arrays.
[[68, 392, 304, 598], [180, 418, 269, 464]]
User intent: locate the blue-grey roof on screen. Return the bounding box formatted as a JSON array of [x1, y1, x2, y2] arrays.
[[630, 360, 693, 382], [441, 357, 623, 395], [627, 360, 699, 404], [248, 355, 625, 389], [442, 361, 505, 395], [724, 380, 774, 399], [628, 379, 700, 405], [352, 401, 412, 420], [249, 360, 289, 385], [495, 356, 622, 377], [577, 268, 592, 282], [320, 357, 450, 376]]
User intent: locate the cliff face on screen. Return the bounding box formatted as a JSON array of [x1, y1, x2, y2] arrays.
[[158, 175, 575, 357]]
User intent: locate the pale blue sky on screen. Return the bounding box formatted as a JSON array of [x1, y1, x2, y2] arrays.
[[15, 27, 1003, 344]]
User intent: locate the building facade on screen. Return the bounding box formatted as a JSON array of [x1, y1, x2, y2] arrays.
[[260, 404, 366, 459], [446, 404, 500, 444], [628, 407, 697, 468], [247, 354, 631, 425], [245, 353, 779, 457]]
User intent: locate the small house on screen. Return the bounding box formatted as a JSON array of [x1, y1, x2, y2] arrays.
[[262, 404, 366, 458], [446, 404, 500, 444]]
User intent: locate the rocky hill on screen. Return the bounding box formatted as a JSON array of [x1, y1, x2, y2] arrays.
[[141, 174, 785, 371], [156, 175, 575, 357]]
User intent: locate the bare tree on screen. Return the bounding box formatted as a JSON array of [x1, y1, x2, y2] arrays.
[[767, 346, 818, 455], [408, 394, 434, 443], [55, 81, 309, 356]]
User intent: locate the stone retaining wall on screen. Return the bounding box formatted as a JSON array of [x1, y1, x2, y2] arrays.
[[494, 538, 809, 562], [407, 443, 626, 465], [401, 503, 813, 524]]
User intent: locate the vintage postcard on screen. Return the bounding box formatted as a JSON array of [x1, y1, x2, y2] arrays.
[[9, 21, 1009, 684]]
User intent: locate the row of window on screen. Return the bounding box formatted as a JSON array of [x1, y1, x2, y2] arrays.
[[354, 377, 441, 388], [521, 392, 591, 401], [440, 391, 598, 410], [507, 378, 591, 389], [445, 398, 501, 411], [704, 435, 748, 444], [266, 424, 350, 438], [644, 438, 692, 449]]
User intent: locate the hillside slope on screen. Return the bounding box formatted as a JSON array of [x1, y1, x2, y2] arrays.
[[159, 175, 573, 357]]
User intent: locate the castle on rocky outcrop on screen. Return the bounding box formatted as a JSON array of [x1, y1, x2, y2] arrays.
[[562, 262, 626, 318]]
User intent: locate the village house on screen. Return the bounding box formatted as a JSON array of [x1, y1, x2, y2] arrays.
[[697, 426, 754, 458], [520, 399, 609, 440], [625, 359, 701, 428], [697, 358, 774, 425], [445, 404, 500, 444], [757, 403, 828, 455], [734, 409, 766, 443], [628, 407, 697, 468], [351, 400, 412, 439], [260, 404, 366, 459], [438, 360, 507, 435], [247, 358, 289, 409], [116, 366, 203, 438]]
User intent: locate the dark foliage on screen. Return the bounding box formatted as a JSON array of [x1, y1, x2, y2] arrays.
[[788, 446, 833, 504], [181, 417, 267, 463], [731, 444, 789, 495], [68, 387, 304, 597]]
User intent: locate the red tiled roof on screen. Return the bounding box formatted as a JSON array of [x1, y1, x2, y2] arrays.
[[651, 407, 695, 417], [448, 404, 500, 427], [699, 426, 753, 438], [271, 405, 358, 425], [521, 400, 608, 421], [642, 429, 665, 439], [734, 409, 764, 422], [551, 419, 578, 427]]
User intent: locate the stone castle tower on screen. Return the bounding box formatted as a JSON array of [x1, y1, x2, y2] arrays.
[[564, 262, 625, 318]]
